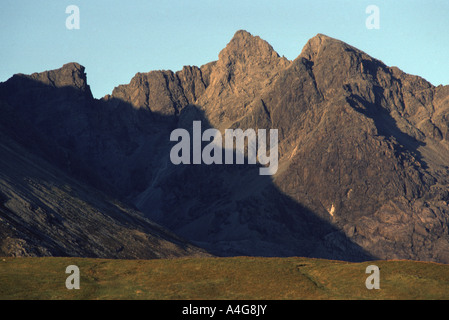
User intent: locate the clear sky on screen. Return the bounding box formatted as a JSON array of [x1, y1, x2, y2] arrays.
[[1, 0, 448, 98]]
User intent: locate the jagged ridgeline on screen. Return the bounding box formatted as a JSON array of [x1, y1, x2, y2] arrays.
[[1, 30, 449, 263]]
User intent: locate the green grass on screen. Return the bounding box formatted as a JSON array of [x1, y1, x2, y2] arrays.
[[1, 256, 448, 300]]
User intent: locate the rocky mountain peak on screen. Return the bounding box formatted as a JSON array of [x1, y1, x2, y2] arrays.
[[218, 30, 284, 66], [299, 33, 359, 62], [32, 62, 90, 91], [1, 62, 92, 103], [196, 30, 291, 127]]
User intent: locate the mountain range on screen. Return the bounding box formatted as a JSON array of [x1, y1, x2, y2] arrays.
[[1, 30, 449, 263]]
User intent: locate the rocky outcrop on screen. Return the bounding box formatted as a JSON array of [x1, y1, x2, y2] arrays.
[[196, 30, 291, 129], [1, 31, 449, 263], [218, 33, 449, 262], [0, 64, 208, 258]]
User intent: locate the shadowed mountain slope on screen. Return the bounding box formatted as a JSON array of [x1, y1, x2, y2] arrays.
[[0, 125, 208, 258]]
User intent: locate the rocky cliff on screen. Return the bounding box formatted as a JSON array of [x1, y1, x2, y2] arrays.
[[1, 30, 449, 262]]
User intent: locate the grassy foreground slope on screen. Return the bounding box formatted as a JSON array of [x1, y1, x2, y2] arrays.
[[1, 256, 448, 300]]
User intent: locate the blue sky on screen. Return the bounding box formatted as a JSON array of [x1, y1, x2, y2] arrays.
[[1, 0, 448, 98]]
